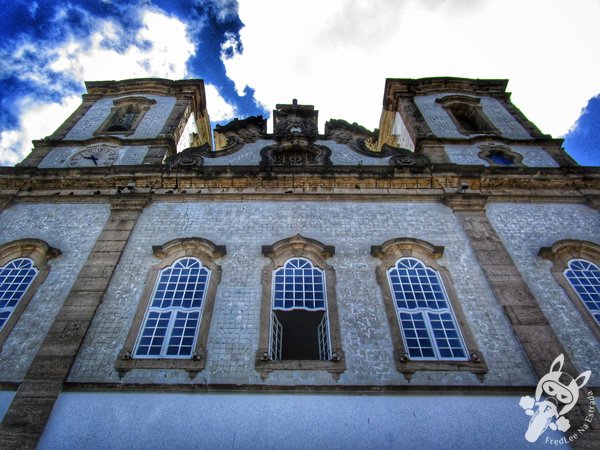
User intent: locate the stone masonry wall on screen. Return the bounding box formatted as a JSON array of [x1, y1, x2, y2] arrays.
[[487, 203, 600, 385], [0, 203, 110, 381], [70, 200, 536, 387]]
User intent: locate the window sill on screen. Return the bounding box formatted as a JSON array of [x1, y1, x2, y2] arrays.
[[115, 350, 206, 379], [93, 130, 136, 137], [255, 350, 346, 380], [393, 349, 488, 381]]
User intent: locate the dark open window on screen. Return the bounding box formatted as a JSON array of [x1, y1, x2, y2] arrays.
[[256, 235, 345, 378], [96, 96, 156, 136], [436, 95, 499, 135], [269, 258, 331, 361]]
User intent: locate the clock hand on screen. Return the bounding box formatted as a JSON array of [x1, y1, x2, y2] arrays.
[[83, 155, 99, 165]]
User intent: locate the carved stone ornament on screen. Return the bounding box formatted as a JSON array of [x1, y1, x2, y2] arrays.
[[324, 119, 377, 145], [214, 115, 267, 153], [259, 100, 332, 167], [324, 119, 383, 157], [273, 100, 319, 143], [386, 145, 430, 167], [260, 143, 332, 167], [168, 144, 209, 169]]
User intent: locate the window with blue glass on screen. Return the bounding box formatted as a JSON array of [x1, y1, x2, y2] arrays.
[[134, 257, 210, 358], [0, 258, 39, 331], [270, 258, 331, 360], [387, 257, 468, 360], [488, 151, 515, 166], [564, 259, 600, 326]]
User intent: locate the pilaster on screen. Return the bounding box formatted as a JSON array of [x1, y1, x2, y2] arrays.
[[0, 196, 14, 213], [0, 195, 150, 449], [445, 194, 599, 446]]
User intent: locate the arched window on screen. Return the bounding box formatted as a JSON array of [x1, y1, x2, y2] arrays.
[[106, 104, 140, 132], [0, 239, 61, 350], [0, 258, 39, 330], [270, 257, 330, 360], [116, 238, 225, 377], [97, 96, 156, 136], [387, 257, 467, 360], [372, 238, 487, 379], [256, 235, 345, 378], [539, 240, 600, 342], [436, 95, 499, 136], [563, 259, 600, 326], [134, 257, 210, 358]]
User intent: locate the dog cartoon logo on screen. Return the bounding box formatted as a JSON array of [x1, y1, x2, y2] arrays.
[[519, 354, 591, 443]]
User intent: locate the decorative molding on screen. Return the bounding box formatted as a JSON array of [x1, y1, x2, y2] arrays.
[[388, 148, 430, 167], [262, 234, 335, 260], [167, 144, 208, 169], [110, 195, 151, 211], [477, 143, 523, 167], [153, 237, 226, 260], [213, 115, 267, 153], [443, 193, 488, 211], [371, 237, 444, 260], [259, 143, 332, 167], [273, 100, 319, 143]]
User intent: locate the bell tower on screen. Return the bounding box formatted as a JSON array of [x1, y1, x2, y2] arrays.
[[377, 77, 575, 167], [18, 78, 212, 168]]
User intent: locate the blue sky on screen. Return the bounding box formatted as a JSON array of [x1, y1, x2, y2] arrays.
[[0, 0, 598, 166]]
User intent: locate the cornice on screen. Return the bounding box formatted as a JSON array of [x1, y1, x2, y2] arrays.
[[383, 77, 510, 109], [0, 165, 599, 206]]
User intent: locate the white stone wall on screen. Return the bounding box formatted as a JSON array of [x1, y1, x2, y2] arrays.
[[392, 111, 415, 151], [38, 145, 149, 168], [0, 203, 110, 381], [487, 203, 600, 384], [414, 94, 532, 139], [65, 95, 176, 140], [444, 144, 559, 167], [70, 201, 535, 386], [176, 112, 199, 152], [38, 392, 568, 449]]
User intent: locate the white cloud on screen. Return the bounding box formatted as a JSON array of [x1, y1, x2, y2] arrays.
[[50, 10, 194, 81], [1, 9, 196, 166], [227, 0, 600, 137], [204, 84, 237, 121], [0, 95, 81, 165]]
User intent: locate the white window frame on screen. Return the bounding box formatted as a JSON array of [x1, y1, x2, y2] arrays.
[[0, 258, 39, 331], [563, 258, 600, 326], [387, 257, 469, 361], [133, 257, 210, 359], [268, 257, 332, 361]]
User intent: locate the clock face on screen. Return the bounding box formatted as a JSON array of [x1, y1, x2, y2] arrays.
[[68, 146, 118, 167]]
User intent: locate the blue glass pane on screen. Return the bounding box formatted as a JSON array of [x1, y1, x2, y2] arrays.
[[0, 258, 38, 331], [566, 259, 600, 325], [135, 258, 207, 358], [391, 258, 467, 360], [272, 258, 326, 310]]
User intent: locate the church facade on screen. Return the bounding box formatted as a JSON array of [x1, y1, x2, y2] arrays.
[[0, 77, 598, 448]]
